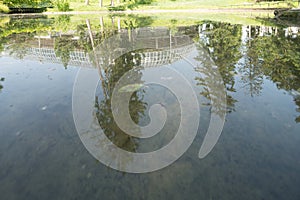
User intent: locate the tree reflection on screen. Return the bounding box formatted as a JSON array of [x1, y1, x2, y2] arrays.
[[54, 36, 77, 69], [93, 32, 147, 152], [239, 57, 264, 97], [196, 22, 300, 122], [0, 16, 52, 56], [238, 26, 264, 97], [247, 26, 300, 122], [252, 29, 300, 90], [294, 96, 300, 123], [53, 15, 71, 32], [194, 48, 228, 117], [0, 77, 4, 91], [196, 22, 242, 114], [122, 15, 154, 29], [1, 15, 300, 123], [8, 33, 33, 59]]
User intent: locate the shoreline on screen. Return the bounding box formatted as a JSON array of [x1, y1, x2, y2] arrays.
[[0, 8, 275, 16]]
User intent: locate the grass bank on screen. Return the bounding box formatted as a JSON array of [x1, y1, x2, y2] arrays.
[[46, 0, 299, 12]]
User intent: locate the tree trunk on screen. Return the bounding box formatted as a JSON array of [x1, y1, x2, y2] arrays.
[[86, 19, 95, 50], [99, 0, 103, 7], [85, 0, 89, 5], [111, 0, 114, 6], [100, 17, 104, 33], [117, 18, 121, 33]]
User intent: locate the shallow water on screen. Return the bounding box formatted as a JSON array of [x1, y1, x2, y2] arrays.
[[0, 14, 300, 199]]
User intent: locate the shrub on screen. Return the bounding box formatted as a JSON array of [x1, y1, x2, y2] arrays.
[[55, 0, 70, 11], [0, 3, 10, 13], [108, 5, 126, 11], [136, 0, 152, 5], [3, 0, 39, 8]]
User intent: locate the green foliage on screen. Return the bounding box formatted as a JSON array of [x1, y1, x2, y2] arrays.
[[2, 0, 52, 10], [195, 22, 243, 114], [108, 4, 126, 11], [54, 36, 76, 68], [95, 50, 145, 152], [0, 17, 52, 38], [0, 17, 53, 57], [55, 0, 70, 11], [3, 0, 41, 8], [0, 3, 10, 12], [54, 15, 71, 31], [123, 15, 154, 28], [251, 32, 300, 90], [135, 0, 152, 5], [108, 0, 153, 11]]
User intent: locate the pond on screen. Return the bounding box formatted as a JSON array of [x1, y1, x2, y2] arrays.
[[0, 13, 300, 200]]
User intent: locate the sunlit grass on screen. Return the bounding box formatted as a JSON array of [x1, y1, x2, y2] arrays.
[[45, 0, 299, 12], [45, 11, 273, 33]]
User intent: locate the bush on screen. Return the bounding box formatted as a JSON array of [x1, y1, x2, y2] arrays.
[[2, 0, 53, 8], [108, 5, 126, 11], [0, 3, 10, 13], [3, 0, 39, 8], [55, 0, 70, 11], [136, 0, 152, 5]]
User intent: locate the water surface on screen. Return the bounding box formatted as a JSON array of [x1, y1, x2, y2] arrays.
[[0, 14, 300, 200]]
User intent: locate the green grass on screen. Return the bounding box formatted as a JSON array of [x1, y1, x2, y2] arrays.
[[45, 0, 298, 12], [147, 12, 273, 25], [46, 11, 273, 33], [47, 0, 110, 11], [1, 0, 298, 13], [147, 0, 249, 9], [139, 0, 299, 10]]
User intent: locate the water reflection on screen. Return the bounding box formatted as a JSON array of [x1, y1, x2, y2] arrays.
[[197, 22, 241, 113], [0, 77, 4, 91], [1, 15, 300, 119], [95, 51, 145, 153], [240, 25, 300, 122], [0, 14, 300, 199]]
